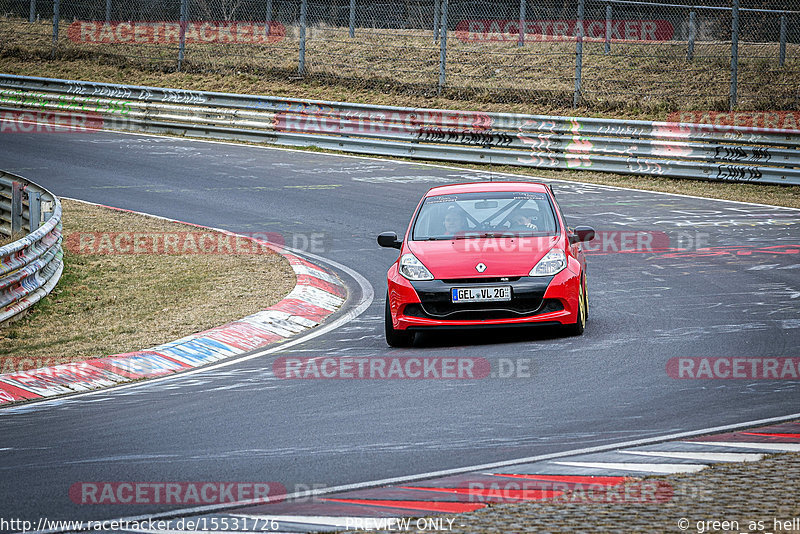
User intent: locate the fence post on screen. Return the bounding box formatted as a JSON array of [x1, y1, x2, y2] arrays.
[[779, 13, 787, 67], [433, 0, 441, 42], [105, 0, 111, 22], [518, 0, 525, 47], [29, 0, 35, 23], [574, 0, 584, 107], [28, 191, 42, 233], [349, 0, 355, 38], [729, 0, 739, 110], [437, 0, 448, 94], [10, 182, 22, 236], [604, 4, 611, 54], [688, 10, 696, 61], [266, 0, 273, 37], [177, 0, 188, 71], [299, 0, 307, 75], [51, 0, 59, 59]]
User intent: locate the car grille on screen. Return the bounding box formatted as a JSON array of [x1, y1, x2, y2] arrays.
[[407, 276, 555, 321], [441, 277, 521, 284], [404, 299, 563, 320]]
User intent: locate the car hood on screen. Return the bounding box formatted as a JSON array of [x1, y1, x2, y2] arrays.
[[406, 236, 561, 279]]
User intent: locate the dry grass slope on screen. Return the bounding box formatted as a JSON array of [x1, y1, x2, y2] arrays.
[[1, 17, 798, 116], [0, 199, 296, 369]]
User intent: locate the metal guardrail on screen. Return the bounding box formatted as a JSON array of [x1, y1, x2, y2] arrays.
[[0, 171, 63, 326], [0, 74, 799, 185]]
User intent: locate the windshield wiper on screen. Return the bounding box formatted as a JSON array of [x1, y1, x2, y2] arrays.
[[451, 233, 501, 239], [423, 233, 513, 240]]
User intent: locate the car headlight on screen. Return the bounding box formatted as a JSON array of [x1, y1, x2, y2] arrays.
[[529, 248, 566, 276], [399, 253, 434, 281]]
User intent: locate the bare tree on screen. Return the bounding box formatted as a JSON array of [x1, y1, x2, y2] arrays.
[[192, 0, 243, 21]]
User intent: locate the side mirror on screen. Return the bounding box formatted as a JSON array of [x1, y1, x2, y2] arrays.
[[569, 226, 595, 244], [377, 231, 402, 249]]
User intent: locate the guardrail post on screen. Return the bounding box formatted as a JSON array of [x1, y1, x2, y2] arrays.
[[518, 0, 526, 47], [299, 0, 307, 75], [28, 191, 42, 233], [349, 0, 355, 37], [105, 0, 111, 23], [51, 0, 59, 59], [178, 0, 188, 72], [688, 10, 696, 61], [29, 0, 35, 23], [574, 0, 584, 108], [604, 4, 611, 54], [265, 0, 273, 37], [730, 0, 739, 110], [10, 182, 23, 235], [779, 13, 787, 67], [437, 0, 448, 95], [433, 0, 441, 42]]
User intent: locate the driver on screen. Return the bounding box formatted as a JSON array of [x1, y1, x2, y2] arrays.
[[443, 206, 468, 235], [510, 209, 539, 231]]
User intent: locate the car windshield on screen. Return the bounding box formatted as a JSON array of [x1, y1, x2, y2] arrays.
[[412, 191, 559, 240]]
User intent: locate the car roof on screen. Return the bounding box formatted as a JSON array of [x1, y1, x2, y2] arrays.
[[424, 181, 550, 197]]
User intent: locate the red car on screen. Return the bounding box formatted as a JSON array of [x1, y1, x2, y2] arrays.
[[378, 182, 595, 347]]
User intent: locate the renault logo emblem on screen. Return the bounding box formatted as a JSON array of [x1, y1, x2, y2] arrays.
[[476, 263, 487, 273]]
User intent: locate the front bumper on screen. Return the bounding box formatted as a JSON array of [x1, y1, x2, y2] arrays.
[[387, 266, 581, 331]]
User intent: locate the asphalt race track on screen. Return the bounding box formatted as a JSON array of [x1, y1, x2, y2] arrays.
[[1, 131, 799, 526]]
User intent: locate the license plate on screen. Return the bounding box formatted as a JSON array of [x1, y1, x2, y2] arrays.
[[451, 286, 512, 303]]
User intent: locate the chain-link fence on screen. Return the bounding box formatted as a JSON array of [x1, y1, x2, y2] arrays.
[[1, 0, 798, 111]]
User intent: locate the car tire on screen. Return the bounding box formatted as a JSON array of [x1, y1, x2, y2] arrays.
[[385, 294, 413, 347], [583, 275, 589, 320], [566, 277, 586, 336]]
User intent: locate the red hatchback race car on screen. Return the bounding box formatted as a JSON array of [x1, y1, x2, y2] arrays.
[[378, 181, 595, 347]]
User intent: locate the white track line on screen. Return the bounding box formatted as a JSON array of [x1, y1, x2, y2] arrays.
[[686, 441, 800, 452], [551, 461, 708, 474], [620, 450, 763, 462]]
